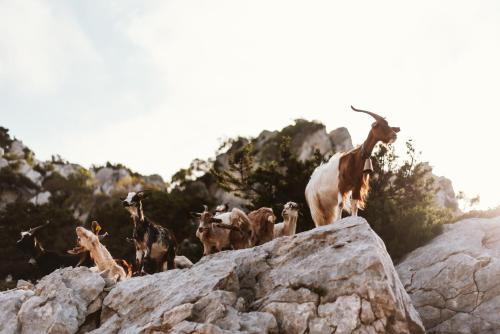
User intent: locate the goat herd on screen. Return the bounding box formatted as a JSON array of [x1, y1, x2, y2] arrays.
[[15, 106, 400, 283]]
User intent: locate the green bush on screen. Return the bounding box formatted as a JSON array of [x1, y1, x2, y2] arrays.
[[213, 136, 452, 261]]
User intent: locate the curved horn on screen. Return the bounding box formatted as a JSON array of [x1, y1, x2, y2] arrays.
[[29, 221, 50, 235], [351, 105, 384, 121]]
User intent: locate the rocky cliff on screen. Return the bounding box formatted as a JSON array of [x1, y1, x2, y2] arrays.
[[398, 216, 500, 333], [0, 218, 424, 334]]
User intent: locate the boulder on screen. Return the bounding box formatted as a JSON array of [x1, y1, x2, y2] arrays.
[[0, 289, 34, 333], [2, 218, 423, 334], [8, 140, 26, 159], [16, 267, 106, 334], [397, 216, 500, 333], [329, 127, 354, 153], [94, 217, 423, 333], [29, 191, 52, 205]]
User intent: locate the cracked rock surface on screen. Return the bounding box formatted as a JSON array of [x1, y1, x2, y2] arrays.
[[397, 216, 500, 334], [1, 217, 423, 334], [93, 217, 423, 333], [0, 267, 106, 334]]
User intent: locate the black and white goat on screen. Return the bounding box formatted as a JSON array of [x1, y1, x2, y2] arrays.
[[16, 221, 93, 276], [122, 191, 177, 274]]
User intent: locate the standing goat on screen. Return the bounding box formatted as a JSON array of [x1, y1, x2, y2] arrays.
[[274, 202, 300, 238], [305, 106, 400, 226], [72, 226, 128, 281], [247, 207, 276, 245], [194, 205, 252, 255], [122, 191, 177, 274]]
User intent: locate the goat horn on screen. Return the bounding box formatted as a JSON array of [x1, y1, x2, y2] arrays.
[[29, 221, 51, 235], [351, 105, 384, 121], [203, 205, 209, 212]]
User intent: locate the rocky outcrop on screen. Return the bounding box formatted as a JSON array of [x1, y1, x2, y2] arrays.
[[1, 217, 424, 334], [329, 127, 353, 153], [397, 216, 500, 333], [0, 267, 107, 334]]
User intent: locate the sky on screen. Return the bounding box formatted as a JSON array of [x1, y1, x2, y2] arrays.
[[1, 0, 499, 209]]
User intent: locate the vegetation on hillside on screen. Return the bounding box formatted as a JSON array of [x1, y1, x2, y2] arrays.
[[213, 136, 453, 261], [0, 120, 496, 285]]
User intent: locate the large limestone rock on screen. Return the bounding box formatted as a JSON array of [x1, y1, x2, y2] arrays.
[[94, 217, 422, 334], [2, 218, 422, 334], [397, 216, 500, 333], [0, 289, 34, 333], [12, 267, 106, 334]]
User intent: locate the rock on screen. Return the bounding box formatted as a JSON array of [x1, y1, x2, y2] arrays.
[[0, 157, 7, 169], [329, 127, 354, 153], [50, 163, 83, 179], [16, 280, 34, 290], [8, 140, 26, 159], [29, 191, 51, 205], [13, 159, 42, 186], [435, 176, 459, 212], [17, 267, 106, 334], [92, 217, 422, 333], [297, 128, 334, 161], [0, 147, 4, 157], [397, 216, 500, 333], [0, 289, 34, 334], [174, 255, 194, 269]]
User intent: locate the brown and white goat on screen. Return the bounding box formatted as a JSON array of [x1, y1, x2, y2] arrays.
[[73, 226, 128, 281], [247, 207, 276, 245], [305, 106, 400, 226], [194, 205, 252, 255], [274, 202, 300, 238]]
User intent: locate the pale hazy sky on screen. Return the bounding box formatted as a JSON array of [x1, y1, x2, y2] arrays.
[[1, 1, 499, 209]]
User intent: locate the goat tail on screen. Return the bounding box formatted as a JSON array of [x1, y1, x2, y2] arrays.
[[115, 258, 133, 278]]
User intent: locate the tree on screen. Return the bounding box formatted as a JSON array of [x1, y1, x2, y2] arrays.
[[361, 141, 452, 261], [214, 137, 452, 261], [213, 136, 326, 232]]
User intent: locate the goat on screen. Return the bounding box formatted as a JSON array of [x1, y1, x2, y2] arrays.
[[72, 226, 127, 281], [274, 202, 300, 238], [305, 106, 400, 226], [122, 191, 177, 274], [16, 221, 93, 276], [194, 205, 252, 256], [247, 207, 276, 245], [124, 237, 192, 272]]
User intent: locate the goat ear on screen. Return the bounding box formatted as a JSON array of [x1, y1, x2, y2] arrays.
[[371, 122, 379, 128], [211, 218, 223, 223], [190, 212, 202, 218], [391, 127, 400, 133], [136, 190, 151, 200], [91, 221, 102, 235]]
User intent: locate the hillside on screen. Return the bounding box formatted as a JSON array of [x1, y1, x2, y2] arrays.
[[0, 121, 459, 285]]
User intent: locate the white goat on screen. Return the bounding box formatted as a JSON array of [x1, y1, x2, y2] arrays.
[[75, 226, 127, 281], [274, 202, 300, 238]]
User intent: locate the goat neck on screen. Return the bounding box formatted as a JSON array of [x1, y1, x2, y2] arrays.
[[360, 130, 379, 159], [283, 213, 298, 236]]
